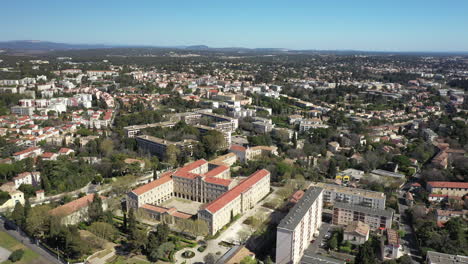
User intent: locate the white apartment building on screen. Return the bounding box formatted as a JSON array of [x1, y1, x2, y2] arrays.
[[311, 182, 386, 209], [332, 202, 393, 230], [276, 187, 324, 264]]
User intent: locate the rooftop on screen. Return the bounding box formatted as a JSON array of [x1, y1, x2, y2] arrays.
[[334, 202, 394, 218], [370, 169, 405, 178], [312, 182, 385, 199], [428, 181, 468, 189], [426, 251, 468, 264], [344, 221, 370, 237], [278, 187, 323, 231], [203, 169, 270, 214], [132, 175, 172, 195], [49, 193, 104, 217]]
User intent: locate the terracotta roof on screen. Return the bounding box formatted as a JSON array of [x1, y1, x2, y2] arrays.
[[344, 221, 370, 237], [141, 204, 168, 213], [49, 193, 105, 217], [289, 190, 305, 204], [179, 159, 207, 172], [132, 175, 172, 195], [204, 177, 232, 187], [173, 171, 199, 179], [230, 145, 246, 152], [386, 229, 400, 246], [42, 152, 56, 158], [428, 181, 468, 189], [13, 147, 39, 156], [203, 165, 229, 178], [204, 169, 269, 214], [58, 147, 73, 154]]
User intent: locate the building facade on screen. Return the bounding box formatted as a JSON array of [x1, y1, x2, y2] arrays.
[[276, 187, 324, 264], [198, 169, 270, 235], [332, 202, 393, 230], [426, 181, 468, 197], [311, 182, 386, 209]]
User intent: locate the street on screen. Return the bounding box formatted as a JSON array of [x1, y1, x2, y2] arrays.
[[0, 216, 64, 264], [397, 191, 423, 264]]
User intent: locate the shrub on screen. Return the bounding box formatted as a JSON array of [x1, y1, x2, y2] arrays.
[[197, 245, 207, 252], [8, 249, 24, 262], [182, 250, 195, 258]]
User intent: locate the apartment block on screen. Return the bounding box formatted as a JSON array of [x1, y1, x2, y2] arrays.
[[136, 135, 196, 159], [332, 202, 393, 230], [311, 182, 386, 209], [276, 187, 324, 264]]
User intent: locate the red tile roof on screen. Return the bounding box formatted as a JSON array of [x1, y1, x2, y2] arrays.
[[203, 165, 229, 178], [230, 145, 246, 152], [204, 169, 269, 214], [13, 147, 40, 156], [132, 175, 172, 195], [179, 159, 207, 172], [173, 171, 199, 179], [204, 177, 232, 187], [42, 152, 56, 158], [428, 181, 468, 189], [49, 193, 105, 216]]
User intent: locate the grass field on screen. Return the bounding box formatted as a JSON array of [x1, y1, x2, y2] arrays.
[[0, 231, 48, 264], [106, 255, 151, 264]]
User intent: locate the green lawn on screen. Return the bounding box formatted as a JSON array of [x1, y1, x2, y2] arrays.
[[0, 231, 48, 264], [107, 255, 151, 264]]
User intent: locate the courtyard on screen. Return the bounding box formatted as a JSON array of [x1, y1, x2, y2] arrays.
[[161, 197, 204, 215]]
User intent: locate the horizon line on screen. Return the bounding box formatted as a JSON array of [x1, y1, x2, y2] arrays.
[[1, 39, 468, 54]]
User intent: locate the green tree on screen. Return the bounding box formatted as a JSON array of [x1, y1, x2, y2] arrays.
[[328, 234, 338, 250], [87, 194, 104, 223], [11, 203, 25, 228], [164, 145, 179, 167], [202, 130, 225, 156], [0, 190, 11, 205], [88, 222, 118, 241], [355, 240, 376, 264], [240, 256, 258, 264], [8, 249, 24, 262]]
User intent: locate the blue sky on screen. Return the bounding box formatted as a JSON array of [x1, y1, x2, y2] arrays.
[[2, 0, 468, 51]]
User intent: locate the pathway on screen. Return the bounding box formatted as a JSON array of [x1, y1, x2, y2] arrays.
[[0, 246, 11, 263]]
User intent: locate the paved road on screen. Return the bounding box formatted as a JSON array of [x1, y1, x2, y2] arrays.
[[397, 192, 423, 264], [0, 216, 63, 264], [308, 223, 330, 253]]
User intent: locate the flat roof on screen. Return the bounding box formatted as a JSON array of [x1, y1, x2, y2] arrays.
[[426, 251, 468, 264], [312, 182, 385, 199], [370, 169, 405, 178], [278, 187, 323, 231], [334, 202, 393, 218]]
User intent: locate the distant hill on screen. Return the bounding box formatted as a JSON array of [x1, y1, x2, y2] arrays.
[[0, 40, 120, 51], [0, 40, 466, 56]]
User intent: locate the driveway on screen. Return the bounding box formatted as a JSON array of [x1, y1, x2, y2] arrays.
[[0, 246, 11, 263]]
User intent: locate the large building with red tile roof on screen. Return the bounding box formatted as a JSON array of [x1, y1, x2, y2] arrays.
[[49, 193, 107, 225], [426, 181, 468, 197], [198, 169, 270, 235], [229, 144, 278, 163], [127, 158, 271, 235]]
